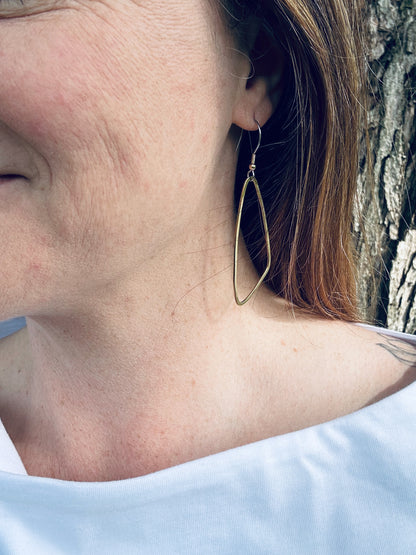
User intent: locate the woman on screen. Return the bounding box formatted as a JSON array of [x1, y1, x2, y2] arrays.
[[0, 0, 415, 552]]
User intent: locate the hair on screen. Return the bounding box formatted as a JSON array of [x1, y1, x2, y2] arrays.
[[218, 0, 367, 320]]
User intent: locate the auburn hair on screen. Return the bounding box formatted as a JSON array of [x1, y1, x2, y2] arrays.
[[218, 0, 366, 320]]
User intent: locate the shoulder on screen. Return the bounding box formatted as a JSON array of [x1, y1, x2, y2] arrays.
[[302, 320, 416, 402], [304, 323, 416, 409], [332, 321, 416, 379], [250, 310, 416, 434], [346, 323, 416, 404]]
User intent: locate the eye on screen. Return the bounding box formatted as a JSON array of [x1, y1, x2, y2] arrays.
[[0, 0, 40, 15], [0, 0, 63, 18], [0, 0, 26, 7]]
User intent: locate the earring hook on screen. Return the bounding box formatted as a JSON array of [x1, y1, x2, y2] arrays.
[[253, 119, 262, 155], [248, 119, 262, 178]]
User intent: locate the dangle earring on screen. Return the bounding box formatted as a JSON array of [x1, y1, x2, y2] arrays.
[[233, 120, 271, 305]]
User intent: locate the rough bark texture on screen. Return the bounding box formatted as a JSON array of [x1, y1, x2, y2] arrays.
[[356, 0, 416, 333]]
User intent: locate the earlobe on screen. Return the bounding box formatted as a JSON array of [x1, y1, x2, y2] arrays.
[[232, 76, 274, 131]]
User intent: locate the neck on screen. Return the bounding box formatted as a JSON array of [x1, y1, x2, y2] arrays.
[[6, 189, 280, 479], [25, 198, 258, 393]]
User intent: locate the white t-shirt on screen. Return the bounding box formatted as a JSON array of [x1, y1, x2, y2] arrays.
[[0, 322, 415, 554]]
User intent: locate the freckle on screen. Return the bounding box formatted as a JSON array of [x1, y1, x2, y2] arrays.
[[293, 347, 298, 353], [39, 235, 51, 246], [191, 378, 196, 387], [280, 339, 286, 346], [29, 261, 42, 273]]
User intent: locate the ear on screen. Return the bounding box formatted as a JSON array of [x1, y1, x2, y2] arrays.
[[232, 26, 284, 131]]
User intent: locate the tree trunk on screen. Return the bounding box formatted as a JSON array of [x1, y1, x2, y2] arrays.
[[356, 0, 416, 333]]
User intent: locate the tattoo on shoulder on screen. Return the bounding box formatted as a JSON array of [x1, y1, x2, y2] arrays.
[[376, 334, 416, 366]]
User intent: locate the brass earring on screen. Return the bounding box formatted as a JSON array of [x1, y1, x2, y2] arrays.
[[233, 120, 271, 305]]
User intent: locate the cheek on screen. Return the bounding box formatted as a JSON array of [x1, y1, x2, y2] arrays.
[[0, 9, 142, 159], [0, 9, 231, 256], [0, 8, 227, 180], [1, 26, 127, 218], [1, 43, 96, 151]]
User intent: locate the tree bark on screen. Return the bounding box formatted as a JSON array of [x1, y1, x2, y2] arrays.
[[356, 0, 416, 333]]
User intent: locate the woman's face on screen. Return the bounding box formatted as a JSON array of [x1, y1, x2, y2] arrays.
[[0, 0, 247, 317]]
